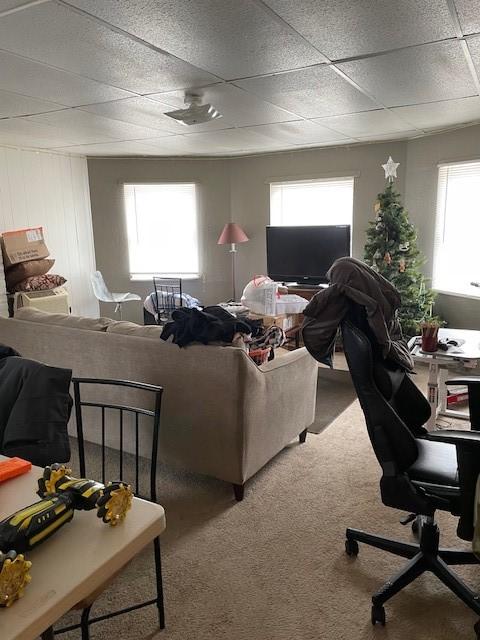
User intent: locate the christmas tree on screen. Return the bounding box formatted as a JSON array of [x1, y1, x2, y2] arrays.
[[364, 157, 437, 337]]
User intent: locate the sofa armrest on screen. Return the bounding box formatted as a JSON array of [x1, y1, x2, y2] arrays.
[[259, 347, 312, 372], [240, 347, 318, 482]]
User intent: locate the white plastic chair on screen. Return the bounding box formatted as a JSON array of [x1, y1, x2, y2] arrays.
[[91, 271, 141, 319]]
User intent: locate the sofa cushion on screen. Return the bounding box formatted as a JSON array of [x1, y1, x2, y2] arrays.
[[106, 321, 164, 339], [14, 307, 114, 331]]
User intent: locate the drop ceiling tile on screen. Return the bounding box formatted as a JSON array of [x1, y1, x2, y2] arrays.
[[0, 50, 132, 107], [338, 41, 476, 107], [264, 0, 455, 60], [0, 1, 37, 12], [465, 36, 480, 82], [0, 90, 65, 118], [148, 84, 298, 127], [26, 109, 170, 143], [80, 96, 234, 134], [242, 120, 348, 145], [0, 118, 77, 148], [314, 109, 418, 137], [54, 141, 163, 156], [66, 0, 325, 78], [235, 66, 377, 118], [0, 3, 218, 94], [392, 96, 480, 130], [455, 0, 480, 35]]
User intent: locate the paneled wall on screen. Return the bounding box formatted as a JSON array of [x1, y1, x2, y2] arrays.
[[0, 147, 98, 317]]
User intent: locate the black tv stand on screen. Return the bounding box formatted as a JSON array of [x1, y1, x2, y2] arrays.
[[287, 282, 328, 290]]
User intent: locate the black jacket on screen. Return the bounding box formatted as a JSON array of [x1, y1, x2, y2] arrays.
[[0, 346, 72, 466], [302, 257, 413, 371], [161, 306, 252, 347]]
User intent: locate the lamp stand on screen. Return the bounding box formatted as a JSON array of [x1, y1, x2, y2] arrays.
[[230, 242, 237, 302]]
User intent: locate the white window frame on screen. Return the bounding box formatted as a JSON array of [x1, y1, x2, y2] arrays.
[[123, 182, 200, 281], [433, 160, 480, 300], [269, 175, 355, 229]]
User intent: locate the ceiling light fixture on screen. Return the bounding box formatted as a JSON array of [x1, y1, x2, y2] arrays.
[[164, 93, 222, 126]]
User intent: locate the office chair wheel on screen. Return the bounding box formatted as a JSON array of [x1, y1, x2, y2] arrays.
[[345, 538, 359, 556], [371, 604, 386, 626], [411, 518, 419, 535]]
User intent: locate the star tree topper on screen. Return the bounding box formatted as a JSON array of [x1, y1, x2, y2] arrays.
[[382, 156, 399, 182]]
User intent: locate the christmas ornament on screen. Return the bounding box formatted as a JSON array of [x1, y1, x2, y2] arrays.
[[399, 242, 409, 252], [383, 251, 392, 265], [399, 258, 406, 272], [374, 200, 381, 214], [382, 156, 400, 182]]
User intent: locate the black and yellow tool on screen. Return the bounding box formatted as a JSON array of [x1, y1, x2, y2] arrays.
[[0, 463, 133, 607]]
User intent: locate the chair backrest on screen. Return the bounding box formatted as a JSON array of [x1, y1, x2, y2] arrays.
[[341, 304, 433, 513], [153, 277, 183, 324], [91, 271, 114, 303], [73, 378, 163, 503]]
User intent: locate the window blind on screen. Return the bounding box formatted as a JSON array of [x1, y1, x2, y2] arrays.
[[270, 177, 354, 226], [124, 183, 199, 279], [433, 161, 480, 297]]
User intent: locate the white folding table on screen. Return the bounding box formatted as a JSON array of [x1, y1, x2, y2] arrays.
[[0, 457, 166, 640], [409, 328, 480, 430]]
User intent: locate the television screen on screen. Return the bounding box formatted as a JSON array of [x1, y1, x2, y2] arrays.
[[266, 225, 351, 284]]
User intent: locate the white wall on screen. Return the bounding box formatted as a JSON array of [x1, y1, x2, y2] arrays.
[[0, 147, 98, 317]]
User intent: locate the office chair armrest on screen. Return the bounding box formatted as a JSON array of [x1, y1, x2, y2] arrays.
[[427, 429, 480, 541], [445, 378, 480, 430], [426, 429, 480, 446], [445, 377, 480, 387]]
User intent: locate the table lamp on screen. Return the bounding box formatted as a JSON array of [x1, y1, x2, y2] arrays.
[[217, 222, 249, 301]]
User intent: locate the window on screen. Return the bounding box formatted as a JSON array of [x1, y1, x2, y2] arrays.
[[270, 176, 354, 226], [124, 183, 199, 279], [434, 161, 480, 298]]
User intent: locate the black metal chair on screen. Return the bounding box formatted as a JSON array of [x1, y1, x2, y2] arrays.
[[341, 305, 480, 637], [153, 277, 183, 325], [46, 378, 165, 640]]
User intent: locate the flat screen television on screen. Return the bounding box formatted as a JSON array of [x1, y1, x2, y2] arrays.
[[266, 225, 351, 284]]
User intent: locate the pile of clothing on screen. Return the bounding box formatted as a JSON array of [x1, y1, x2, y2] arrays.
[[0, 344, 72, 466], [160, 305, 285, 360], [143, 291, 201, 325], [302, 256, 413, 371]]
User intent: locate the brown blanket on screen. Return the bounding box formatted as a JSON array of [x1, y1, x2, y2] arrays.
[[302, 257, 414, 371]]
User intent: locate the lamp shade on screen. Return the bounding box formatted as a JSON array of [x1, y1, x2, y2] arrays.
[[217, 222, 249, 245]]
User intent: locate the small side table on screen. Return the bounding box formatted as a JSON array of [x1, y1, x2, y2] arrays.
[[408, 328, 480, 430]]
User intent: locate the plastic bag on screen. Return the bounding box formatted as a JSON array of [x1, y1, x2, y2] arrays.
[[241, 276, 278, 315]]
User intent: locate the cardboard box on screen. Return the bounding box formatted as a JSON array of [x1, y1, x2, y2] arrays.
[[248, 312, 301, 332], [1, 227, 50, 268]]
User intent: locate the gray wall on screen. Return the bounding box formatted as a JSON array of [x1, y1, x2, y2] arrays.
[[229, 141, 407, 295], [87, 127, 480, 328], [87, 156, 231, 323]]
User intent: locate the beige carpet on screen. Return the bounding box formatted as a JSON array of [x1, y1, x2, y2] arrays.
[[309, 367, 356, 434], [55, 388, 478, 640]]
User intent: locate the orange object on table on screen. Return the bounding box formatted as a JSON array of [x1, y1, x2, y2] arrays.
[[0, 457, 32, 483]]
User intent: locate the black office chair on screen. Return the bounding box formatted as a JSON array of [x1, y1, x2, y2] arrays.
[[153, 277, 183, 325], [341, 305, 480, 637], [46, 378, 165, 640]]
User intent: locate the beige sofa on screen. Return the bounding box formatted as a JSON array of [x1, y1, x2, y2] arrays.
[[0, 308, 317, 497]]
